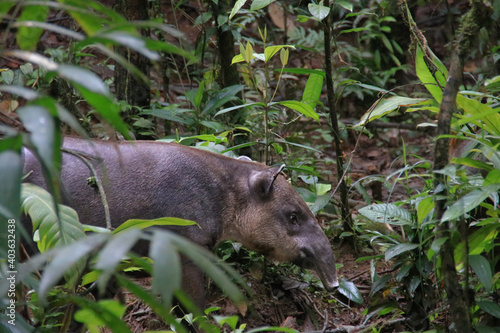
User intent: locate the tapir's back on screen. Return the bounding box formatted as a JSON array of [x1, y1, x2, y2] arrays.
[[23, 137, 246, 246]]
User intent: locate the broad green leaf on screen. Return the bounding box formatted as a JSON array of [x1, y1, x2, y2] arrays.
[[194, 80, 205, 109], [370, 274, 391, 296], [355, 96, 429, 127], [385, 243, 419, 261], [229, 0, 247, 20], [18, 105, 62, 201], [214, 102, 266, 117], [272, 100, 319, 120], [302, 73, 323, 109], [73, 83, 130, 139], [469, 255, 493, 292], [415, 46, 446, 103], [280, 68, 325, 77], [95, 228, 142, 294], [339, 27, 367, 34], [21, 184, 86, 252], [151, 232, 181, 307], [358, 203, 412, 225], [58, 64, 109, 95], [442, 184, 500, 222], [279, 48, 289, 67], [337, 0, 353, 11], [113, 217, 198, 234], [250, 0, 276, 11], [245, 41, 254, 63], [96, 32, 159, 60], [338, 279, 363, 304], [308, 2, 330, 21], [0, 1, 15, 15], [456, 95, 500, 136], [232, 54, 245, 65], [477, 300, 500, 319], [202, 85, 243, 114], [37, 234, 109, 302], [0, 136, 22, 222], [1, 70, 14, 85], [416, 196, 434, 224], [17, 4, 49, 51], [264, 45, 294, 63], [74, 300, 126, 329], [72, 298, 130, 333]]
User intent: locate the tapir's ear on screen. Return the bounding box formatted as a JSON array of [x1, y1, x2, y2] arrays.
[[249, 164, 285, 198]]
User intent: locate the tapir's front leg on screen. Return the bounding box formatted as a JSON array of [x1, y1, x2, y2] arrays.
[[181, 257, 206, 309]]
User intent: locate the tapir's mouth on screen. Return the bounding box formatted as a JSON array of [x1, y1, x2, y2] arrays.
[[295, 249, 339, 291]]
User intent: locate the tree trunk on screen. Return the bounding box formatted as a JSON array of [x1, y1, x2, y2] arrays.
[[114, 0, 150, 110], [432, 2, 491, 332]]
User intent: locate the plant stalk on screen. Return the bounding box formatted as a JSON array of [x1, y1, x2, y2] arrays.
[[323, 1, 353, 233]]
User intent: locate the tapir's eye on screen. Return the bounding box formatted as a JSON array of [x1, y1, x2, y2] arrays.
[[289, 212, 299, 225]]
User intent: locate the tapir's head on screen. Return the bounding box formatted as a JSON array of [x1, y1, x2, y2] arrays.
[[232, 165, 339, 291]]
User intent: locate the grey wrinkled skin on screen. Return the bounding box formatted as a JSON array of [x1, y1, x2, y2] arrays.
[[23, 137, 338, 305]]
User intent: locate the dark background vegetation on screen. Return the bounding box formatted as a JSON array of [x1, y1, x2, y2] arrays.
[[1, 0, 500, 332]]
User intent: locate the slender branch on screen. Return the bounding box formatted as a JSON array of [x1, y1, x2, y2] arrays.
[[323, 1, 353, 232], [62, 148, 112, 230]]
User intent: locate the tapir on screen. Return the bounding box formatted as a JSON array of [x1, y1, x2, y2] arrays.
[[22, 137, 339, 306]]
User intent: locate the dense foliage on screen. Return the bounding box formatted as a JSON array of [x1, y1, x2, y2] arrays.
[[0, 0, 499, 332]]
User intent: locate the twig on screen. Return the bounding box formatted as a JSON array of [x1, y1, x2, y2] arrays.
[[61, 148, 112, 230]]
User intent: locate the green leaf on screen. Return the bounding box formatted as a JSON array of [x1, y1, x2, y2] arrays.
[[279, 48, 289, 67], [264, 45, 294, 63], [214, 102, 266, 117], [415, 46, 447, 103], [72, 298, 130, 332], [113, 217, 198, 234], [302, 73, 323, 109], [308, 2, 330, 21], [73, 83, 130, 139], [0, 136, 22, 222], [385, 243, 419, 261], [229, 0, 247, 20], [202, 85, 243, 115], [477, 300, 500, 319], [74, 300, 126, 328], [21, 184, 86, 252], [358, 203, 412, 225], [151, 232, 181, 307], [95, 228, 142, 294], [17, 4, 49, 50], [250, 0, 276, 11], [280, 68, 325, 77], [1, 70, 14, 85], [337, 0, 353, 11], [456, 95, 500, 136], [245, 41, 254, 63], [338, 279, 363, 304], [37, 234, 109, 302], [442, 184, 500, 222], [272, 100, 319, 120], [355, 96, 429, 127], [58, 64, 109, 95], [469, 255, 493, 292]]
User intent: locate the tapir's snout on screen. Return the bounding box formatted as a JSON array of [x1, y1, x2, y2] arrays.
[[296, 240, 339, 291]]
